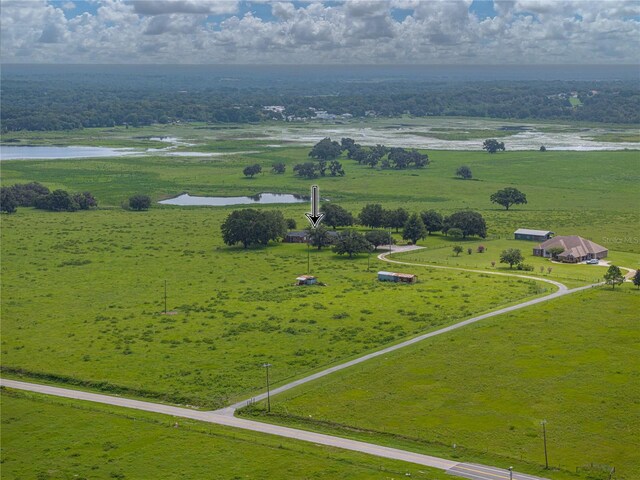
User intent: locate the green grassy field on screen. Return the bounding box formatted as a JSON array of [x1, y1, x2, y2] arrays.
[[243, 286, 640, 480], [2, 130, 638, 254], [391, 238, 639, 289], [0, 388, 450, 480], [0, 207, 547, 408], [1, 121, 638, 477]]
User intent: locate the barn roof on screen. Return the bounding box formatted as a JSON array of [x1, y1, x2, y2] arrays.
[[515, 228, 554, 236]]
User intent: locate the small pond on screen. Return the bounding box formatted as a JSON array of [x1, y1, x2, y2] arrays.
[[159, 193, 308, 206], [0, 145, 137, 160]]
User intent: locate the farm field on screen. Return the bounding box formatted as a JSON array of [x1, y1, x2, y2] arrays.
[[0, 207, 547, 408], [243, 286, 640, 480], [1, 120, 638, 479], [0, 388, 449, 480]]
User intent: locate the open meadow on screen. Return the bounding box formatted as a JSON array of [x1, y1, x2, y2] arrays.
[[0, 388, 450, 480], [1, 120, 639, 479], [243, 286, 640, 480]]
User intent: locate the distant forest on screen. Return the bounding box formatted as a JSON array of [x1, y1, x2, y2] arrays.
[[1, 67, 638, 131]]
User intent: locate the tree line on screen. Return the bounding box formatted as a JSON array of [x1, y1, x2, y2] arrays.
[[220, 204, 487, 255], [3, 73, 637, 132], [1, 182, 97, 213]]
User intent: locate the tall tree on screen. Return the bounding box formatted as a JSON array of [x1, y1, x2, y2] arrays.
[[420, 210, 443, 235], [365, 230, 394, 250], [490, 187, 528, 210], [332, 230, 372, 258], [309, 137, 342, 161], [603, 265, 624, 289], [0, 187, 17, 213], [500, 248, 524, 268], [271, 162, 286, 174], [633, 270, 640, 289], [243, 164, 262, 178], [328, 160, 345, 176], [293, 162, 319, 178], [321, 203, 354, 229], [221, 209, 286, 249], [384, 207, 409, 232], [444, 210, 487, 238], [359, 203, 385, 228], [483, 139, 505, 153], [306, 225, 333, 250], [402, 213, 427, 244]]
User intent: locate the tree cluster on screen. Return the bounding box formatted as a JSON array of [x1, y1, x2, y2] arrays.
[[341, 139, 428, 170], [221, 209, 287, 249], [1, 182, 97, 213], [483, 139, 506, 153]]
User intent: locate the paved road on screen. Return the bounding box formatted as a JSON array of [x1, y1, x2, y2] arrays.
[[0, 379, 548, 480], [3, 247, 586, 480], [223, 247, 595, 412]]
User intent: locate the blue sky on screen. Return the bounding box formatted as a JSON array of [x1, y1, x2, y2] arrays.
[[2, 1, 639, 64]]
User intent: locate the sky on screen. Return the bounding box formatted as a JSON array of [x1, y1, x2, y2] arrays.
[[1, 0, 639, 64]]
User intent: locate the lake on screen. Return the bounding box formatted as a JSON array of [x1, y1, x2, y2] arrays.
[[0, 145, 137, 160], [159, 193, 308, 206]]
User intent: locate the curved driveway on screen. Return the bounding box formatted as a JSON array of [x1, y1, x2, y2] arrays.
[[3, 247, 598, 480], [223, 246, 593, 413]]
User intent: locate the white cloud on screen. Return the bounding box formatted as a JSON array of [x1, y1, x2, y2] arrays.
[[127, 0, 239, 16], [0, 0, 638, 64]]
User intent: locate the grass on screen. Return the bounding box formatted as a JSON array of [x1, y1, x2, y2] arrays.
[[2, 134, 639, 254], [1, 120, 638, 476], [0, 388, 451, 480], [391, 238, 639, 289], [243, 286, 640, 480], [0, 207, 547, 408]]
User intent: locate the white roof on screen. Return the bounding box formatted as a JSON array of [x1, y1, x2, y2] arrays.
[[515, 228, 553, 236]]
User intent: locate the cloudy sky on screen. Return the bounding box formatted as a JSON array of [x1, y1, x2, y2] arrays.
[[1, 0, 639, 64]]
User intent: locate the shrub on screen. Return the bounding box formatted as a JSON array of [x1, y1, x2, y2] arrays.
[[129, 194, 151, 211]]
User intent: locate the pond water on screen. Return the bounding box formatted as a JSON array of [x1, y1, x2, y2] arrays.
[[0, 145, 137, 160], [159, 192, 308, 206]]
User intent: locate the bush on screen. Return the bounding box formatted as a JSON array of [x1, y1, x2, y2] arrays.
[[516, 263, 534, 271], [129, 194, 152, 211], [448, 227, 463, 238]]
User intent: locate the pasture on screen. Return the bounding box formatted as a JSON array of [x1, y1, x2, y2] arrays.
[[0, 388, 449, 480], [1, 120, 638, 478], [246, 286, 640, 479]]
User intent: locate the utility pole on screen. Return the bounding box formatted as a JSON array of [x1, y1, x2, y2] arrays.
[[263, 363, 272, 413], [307, 242, 310, 274], [542, 420, 549, 469]]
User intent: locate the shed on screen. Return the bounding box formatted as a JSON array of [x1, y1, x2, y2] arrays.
[[296, 275, 317, 286], [284, 231, 309, 243], [514, 229, 554, 242], [377, 271, 417, 283]]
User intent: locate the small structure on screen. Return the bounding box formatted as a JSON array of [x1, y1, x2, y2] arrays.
[[514, 229, 554, 242], [377, 271, 417, 283], [533, 235, 608, 263], [296, 275, 317, 286], [284, 231, 309, 243]]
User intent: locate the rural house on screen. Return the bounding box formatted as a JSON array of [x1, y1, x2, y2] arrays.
[[533, 235, 608, 263], [284, 231, 308, 243], [514, 229, 554, 242], [377, 271, 417, 283], [284, 230, 340, 244]]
